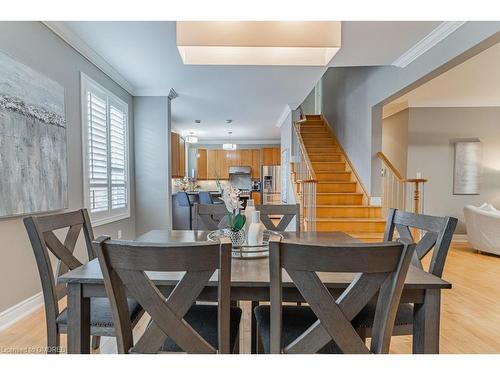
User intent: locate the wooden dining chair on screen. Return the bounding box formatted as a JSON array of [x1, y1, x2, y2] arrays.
[[94, 236, 242, 353], [256, 204, 300, 232], [193, 203, 229, 230], [352, 209, 457, 341], [254, 236, 415, 354], [23, 209, 144, 353]]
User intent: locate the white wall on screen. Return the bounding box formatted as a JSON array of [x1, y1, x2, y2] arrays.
[[279, 112, 296, 205], [407, 107, 500, 234]]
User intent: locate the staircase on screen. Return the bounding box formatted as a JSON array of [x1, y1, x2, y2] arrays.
[[297, 115, 385, 241]]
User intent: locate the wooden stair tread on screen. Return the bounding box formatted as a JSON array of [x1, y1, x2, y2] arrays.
[[307, 218, 386, 222], [316, 193, 363, 195], [313, 204, 382, 208]]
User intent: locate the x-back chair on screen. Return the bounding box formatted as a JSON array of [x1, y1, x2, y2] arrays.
[[256, 204, 300, 232], [193, 203, 229, 231], [94, 236, 242, 353], [352, 208, 457, 343], [254, 236, 415, 354], [23, 209, 144, 353]]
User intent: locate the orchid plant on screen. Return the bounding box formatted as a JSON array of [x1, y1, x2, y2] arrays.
[[216, 179, 246, 232]]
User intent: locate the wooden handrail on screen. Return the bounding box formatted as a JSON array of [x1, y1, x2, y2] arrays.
[[293, 122, 317, 182], [376, 152, 405, 181]]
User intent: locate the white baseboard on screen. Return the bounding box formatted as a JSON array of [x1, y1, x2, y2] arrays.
[[0, 292, 43, 332], [452, 234, 468, 243]]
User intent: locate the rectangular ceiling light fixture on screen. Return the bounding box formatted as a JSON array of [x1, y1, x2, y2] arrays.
[[176, 21, 341, 66]]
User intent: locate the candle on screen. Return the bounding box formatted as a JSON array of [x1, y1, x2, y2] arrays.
[[416, 172, 422, 179]]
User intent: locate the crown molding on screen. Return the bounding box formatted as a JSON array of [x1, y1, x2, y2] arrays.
[[392, 21, 467, 68], [42, 21, 135, 95]]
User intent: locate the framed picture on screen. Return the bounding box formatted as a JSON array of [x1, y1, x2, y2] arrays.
[[453, 140, 481, 195], [0, 51, 67, 217]]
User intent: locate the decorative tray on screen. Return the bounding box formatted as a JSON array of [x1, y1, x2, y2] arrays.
[[207, 229, 283, 259]]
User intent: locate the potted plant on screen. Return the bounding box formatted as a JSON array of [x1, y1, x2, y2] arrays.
[[217, 180, 246, 247]]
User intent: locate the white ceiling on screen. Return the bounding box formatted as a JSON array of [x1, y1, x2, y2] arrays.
[[389, 41, 500, 108], [60, 21, 445, 141]]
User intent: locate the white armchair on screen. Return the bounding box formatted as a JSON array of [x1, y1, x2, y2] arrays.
[[463, 203, 500, 255]]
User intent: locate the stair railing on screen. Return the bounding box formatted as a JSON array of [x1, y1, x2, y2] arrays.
[[377, 152, 427, 218], [292, 121, 317, 231]]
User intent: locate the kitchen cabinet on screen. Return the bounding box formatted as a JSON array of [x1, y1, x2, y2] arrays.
[[217, 150, 230, 179], [197, 147, 279, 180], [251, 191, 261, 205], [262, 147, 281, 166], [251, 149, 261, 178], [206, 150, 218, 179], [197, 148, 207, 179], [273, 147, 281, 165], [171, 132, 186, 178]]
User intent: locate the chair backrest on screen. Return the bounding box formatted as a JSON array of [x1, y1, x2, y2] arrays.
[[193, 203, 228, 230], [176, 191, 192, 207], [23, 209, 95, 326], [94, 236, 232, 354], [256, 204, 300, 232], [384, 209, 457, 277], [268, 236, 415, 354], [198, 191, 214, 204]]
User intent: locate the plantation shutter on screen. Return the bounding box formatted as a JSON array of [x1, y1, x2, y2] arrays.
[[87, 91, 109, 213], [83, 74, 129, 224], [109, 101, 127, 210]]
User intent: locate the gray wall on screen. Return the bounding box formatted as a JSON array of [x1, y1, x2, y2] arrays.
[[0, 22, 136, 313], [301, 88, 316, 115], [134, 96, 171, 236], [321, 22, 500, 196], [382, 109, 409, 176], [407, 107, 500, 234]]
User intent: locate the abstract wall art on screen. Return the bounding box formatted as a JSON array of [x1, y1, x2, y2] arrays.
[[0, 51, 67, 217], [453, 140, 482, 195]]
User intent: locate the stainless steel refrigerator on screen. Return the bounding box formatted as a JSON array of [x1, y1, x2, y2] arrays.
[[261, 165, 281, 205]]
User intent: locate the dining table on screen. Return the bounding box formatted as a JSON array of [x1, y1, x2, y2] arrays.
[[58, 230, 451, 354]]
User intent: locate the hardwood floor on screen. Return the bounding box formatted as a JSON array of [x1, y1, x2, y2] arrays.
[[1, 242, 499, 354]]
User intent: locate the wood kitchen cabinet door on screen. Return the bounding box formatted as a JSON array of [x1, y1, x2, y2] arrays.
[[197, 148, 207, 179], [217, 150, 230, 179], [179, 137, 186, 177], [273, 147, 281, 166], [171, 132, 180, 177], [206, 150, 218, 179], [262, 148, 274, 165], [239, 149, 252, 167], [251, 149, 261, 178]]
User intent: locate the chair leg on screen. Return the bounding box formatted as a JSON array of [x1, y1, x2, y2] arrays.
[[91, 336, 101, 350], [251, 301, 258, 354], [47, 330, 60, 354]]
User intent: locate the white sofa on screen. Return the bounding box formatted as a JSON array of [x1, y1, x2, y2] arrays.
[[463, 203, 500, 255]]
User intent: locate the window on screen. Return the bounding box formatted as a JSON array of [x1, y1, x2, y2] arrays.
[[81, 73, 130, 225]]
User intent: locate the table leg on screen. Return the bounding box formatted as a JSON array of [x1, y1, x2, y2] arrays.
[[67, 283, 91, 354], [251, 301, 258, 354], [412, 289, 441, 354]]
